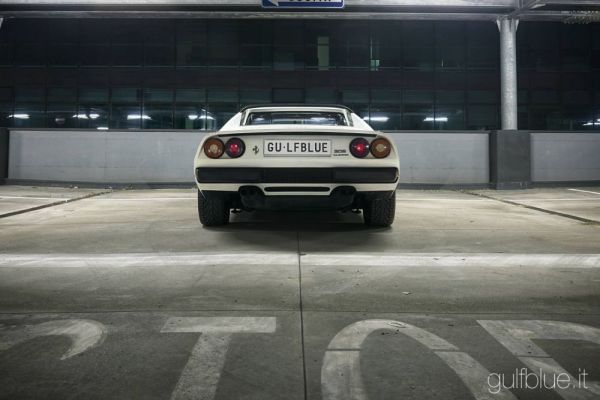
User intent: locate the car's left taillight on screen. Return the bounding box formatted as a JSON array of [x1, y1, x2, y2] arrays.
[[203, 138, 225, 159]]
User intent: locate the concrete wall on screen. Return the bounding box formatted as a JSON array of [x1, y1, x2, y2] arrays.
[[389, 132, 489, 185], [8, 130, 207, 184], [7, 129, 600, 185], [531, 132, 600, 182]]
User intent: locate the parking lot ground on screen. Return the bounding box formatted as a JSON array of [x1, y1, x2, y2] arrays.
[[0, 187, 599, 400], [0, 185, 110, 218]]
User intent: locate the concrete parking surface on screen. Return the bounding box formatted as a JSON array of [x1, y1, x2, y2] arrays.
[[0, 186, 599, 400]]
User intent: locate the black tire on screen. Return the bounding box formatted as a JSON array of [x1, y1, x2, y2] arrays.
[[363, 191, 396, 227], [197, 190, 230, 226]]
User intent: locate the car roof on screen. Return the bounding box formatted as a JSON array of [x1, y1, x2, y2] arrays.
[[240, 104, 354, 114]]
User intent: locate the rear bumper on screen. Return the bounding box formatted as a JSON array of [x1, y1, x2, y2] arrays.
[[196, 167, 399, 184]]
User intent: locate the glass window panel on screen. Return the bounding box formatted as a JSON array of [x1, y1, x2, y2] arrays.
[[46, 103, 78, 128], [436, 90, 464, 104], [562, 49, 591, 72], [564, 90, 591, 106], [112, 21, 144, 43], [404, 46, 433, 71], [207, 89, 238, 103], [48, 20, 79, 43], [377, 47, 401, 69], [436, 46, 465, 70], [142, 105, 174, 129], [467, 46, 497, 70], [110, 104, 141, 129], [206, 104, 237, 130], [434, 105, 465, 130], [175, 105, 211, 130], [273, 88, 303, 103], [0, 102, 14, 128], [341, 89, 368, 104], [467, 105, 497, 130], [403, 103, 433, 130], [48, 44, 79, 66], [177, 21, 207, 44], [145, 45, 175, 66], [367, 106, 401, 130], [403, 22, 434, 47], [240, 21, 272, 45], [16, 88, 44, 102], [77, 104, 109, 129], [530, 90, 559, 104], [0, 44, 15, 66], [240, 89, 271, 106], [371, 89, 401, 105], [81, 22, 111, 44], [176, 44, 207, 66], [404, 90, 433, 104], [208, 45, 238, 67], [529, 105, 562, 130], [144, 88, 173, 104], [335, 45, 369, 69], [112, 45, 143, 66], [468, 90, 496, 104], [306, 88, 337, 104], [11, 104, 45, 127], [0, 88, 13, 102], [371, 22, 402, 47], [112, 88, 141, 103], [273, 46, 304, 71], [144, 21, 174, 44], [561, 107, 592, 130], [240, 45, 272, 68], [176, 89, 205, 103], [15, 45, 46, 65], [208, 21, 238, 47], [273, 21, 303, 46], [80, 45, 111, 66], [80, 88, 109, 103], [48, 88, 76, 102], [15, 20, 47, 44]]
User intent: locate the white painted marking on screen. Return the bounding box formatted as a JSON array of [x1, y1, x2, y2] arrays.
[[161, 317, 276, 400], [321, 320, 515, 400], [0, 319, 107, 360], [1, 253, 599, 269], [0, 253, 299, 268], [479, 320, 600, 400], [89, 198, 195, 201], [302, 253, 600, 268], [568, 189, 600, 196], [0, 196, 68, 200]]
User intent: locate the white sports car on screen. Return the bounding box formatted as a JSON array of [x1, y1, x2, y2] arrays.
[[194, 105, 400, 227]]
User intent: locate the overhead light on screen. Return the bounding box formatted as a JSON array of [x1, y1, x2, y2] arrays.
[[97, 126, 109, 130], [424, 117, 448, 122], [8, 113, 30, 119], [363, 116, 389, 122], [73, 114, 89, 119], [188, 114, 215, 120], [89, 113, 100, 119], [127, 114, 151, 120]]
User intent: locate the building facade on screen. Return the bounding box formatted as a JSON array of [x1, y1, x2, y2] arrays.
[[0, 17, 599, 132]]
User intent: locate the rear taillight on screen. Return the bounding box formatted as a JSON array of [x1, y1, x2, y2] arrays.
[[349, 138, 370, 158], [225, 138, 245, 158], [203, 138, 225, 159], [370, 138, 392, 158]]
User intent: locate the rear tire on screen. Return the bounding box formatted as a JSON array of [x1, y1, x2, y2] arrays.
[[363, 192, 396, 227], [198, 190, 230, 226]]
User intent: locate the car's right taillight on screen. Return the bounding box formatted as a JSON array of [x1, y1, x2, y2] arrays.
[[203, 138, 225, 159], [370, 138, 392, 158], [349, 138, 370, 158]]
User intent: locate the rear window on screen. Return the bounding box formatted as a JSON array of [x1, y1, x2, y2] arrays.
[[245, 111, 348, 126]]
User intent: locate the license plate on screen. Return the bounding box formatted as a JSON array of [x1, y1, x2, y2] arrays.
[[264, 139, 332, 157]]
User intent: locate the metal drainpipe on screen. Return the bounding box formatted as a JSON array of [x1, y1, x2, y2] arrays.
[[497, 18, 519, 131]]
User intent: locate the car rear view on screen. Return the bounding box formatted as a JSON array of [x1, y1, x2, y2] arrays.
[[194, 105, 400, 227]]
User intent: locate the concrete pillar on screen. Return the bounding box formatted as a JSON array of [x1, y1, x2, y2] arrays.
[[498, 18, 518, 130]]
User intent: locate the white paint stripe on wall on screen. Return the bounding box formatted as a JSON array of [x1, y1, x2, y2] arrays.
[[0, 252, 599, 268]]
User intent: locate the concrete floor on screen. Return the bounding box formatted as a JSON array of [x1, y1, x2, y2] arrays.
[[0, 186, 599, 400]]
